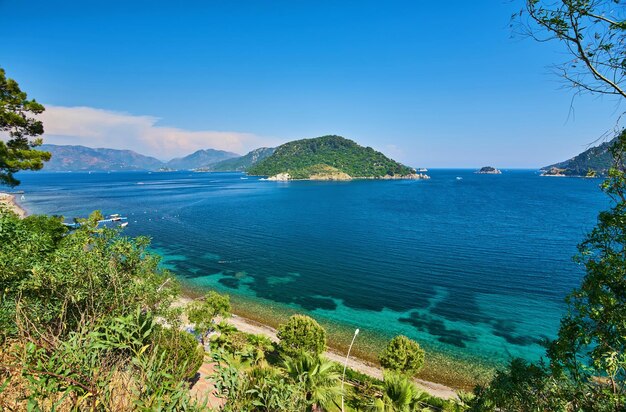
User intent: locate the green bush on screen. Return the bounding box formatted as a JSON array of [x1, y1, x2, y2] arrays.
[[379, 335, 425, 377], [277, 314, 326, 357], [153, 327, 205, 380]]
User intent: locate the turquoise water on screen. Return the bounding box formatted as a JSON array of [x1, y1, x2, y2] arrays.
[[15, 169, 608, 366]]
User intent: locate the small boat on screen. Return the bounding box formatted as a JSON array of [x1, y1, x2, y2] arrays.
[[418, 168, 428, 172], [96, 214, 129, 228], [65, 214, 129, 230], [456, 177, 463, 180]]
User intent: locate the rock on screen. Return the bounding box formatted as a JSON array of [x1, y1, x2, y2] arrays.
[[266, 173, 291, 181], [476, 166, 502, 174], [541, 167, 566, 177]]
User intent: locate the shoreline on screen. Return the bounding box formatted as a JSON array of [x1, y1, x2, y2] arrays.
[[258, 172, 431, 181], [177, 293, 459, 400], [180, 285, 496, 390], [0, 192, 28, 218]]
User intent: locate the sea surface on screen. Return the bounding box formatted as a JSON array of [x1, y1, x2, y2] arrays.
[[15, 169, 609, 372]]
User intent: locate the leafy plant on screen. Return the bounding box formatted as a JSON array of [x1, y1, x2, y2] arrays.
[[277, 314, 327, 357], [379, 335, 425, 377]]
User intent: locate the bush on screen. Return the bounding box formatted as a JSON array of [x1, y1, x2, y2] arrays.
[[153, 327, 204, 380], [379, 335, 425, 376], [277, 315, 326, 357], [187, 291, 231, 342]]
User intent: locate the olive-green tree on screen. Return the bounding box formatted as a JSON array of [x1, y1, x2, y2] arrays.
[[187, 290, 231, 345], [0, 67, 51, 187], [277, 314, 326, 357], [379, 335, 425, 377]]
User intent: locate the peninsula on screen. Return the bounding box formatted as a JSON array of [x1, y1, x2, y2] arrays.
[[541, 137, 613, 177], [247, 135, 429, 181]]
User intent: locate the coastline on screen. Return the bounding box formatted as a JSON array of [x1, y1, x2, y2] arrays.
[[176, 287, 482, 399], [0, 192, 28, 218]]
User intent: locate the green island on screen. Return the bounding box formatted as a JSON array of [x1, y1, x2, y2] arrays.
[[247, 135, 428, 181]]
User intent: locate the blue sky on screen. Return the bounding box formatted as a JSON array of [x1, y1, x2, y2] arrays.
[[1, 1, 623, 167]]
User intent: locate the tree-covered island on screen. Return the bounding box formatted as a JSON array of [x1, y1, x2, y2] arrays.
[[247, 135, 429, 181]]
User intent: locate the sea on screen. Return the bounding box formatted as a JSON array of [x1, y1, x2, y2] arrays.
[[14, 169, 609, 383]]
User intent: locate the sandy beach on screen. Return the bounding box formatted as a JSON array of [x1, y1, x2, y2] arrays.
[[175, 296, 458, 400], [0, 192, 27, 218]]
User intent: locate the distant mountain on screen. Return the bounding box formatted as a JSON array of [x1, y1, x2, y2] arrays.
[[41, 144, 164, 171], [206, 147, 275, 172], [166, 149, 240, 170], [542, 138, 615, 177], [247, 135, 425, 180]]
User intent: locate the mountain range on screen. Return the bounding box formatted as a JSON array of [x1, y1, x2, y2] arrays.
[[39, 144, 265, 172], [40, 144, 164, 171], [38, 136, 415, 179]]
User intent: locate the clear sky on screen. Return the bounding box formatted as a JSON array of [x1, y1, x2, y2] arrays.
[[1, 0, 623, 167]]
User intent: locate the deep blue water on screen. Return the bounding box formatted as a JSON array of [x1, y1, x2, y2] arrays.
[[14, 169, 608, 364]]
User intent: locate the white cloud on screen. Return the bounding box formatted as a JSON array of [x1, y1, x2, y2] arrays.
[[39, 105, 277, 159]]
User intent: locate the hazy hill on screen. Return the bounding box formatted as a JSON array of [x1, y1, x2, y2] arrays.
[[247, 135, 416, 179], [166, 149, 240, 170], [542, 138, 615, 176], [40, 144, 164, 171], [206, 147, 275, 171]]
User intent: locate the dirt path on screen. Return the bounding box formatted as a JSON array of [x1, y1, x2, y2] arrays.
[[189, 362, 225, 409]]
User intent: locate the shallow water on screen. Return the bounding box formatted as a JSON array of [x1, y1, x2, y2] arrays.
[[16, 169, 608, 370]]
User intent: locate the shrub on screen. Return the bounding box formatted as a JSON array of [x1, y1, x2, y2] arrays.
[[379, 335, 425, 376], [153, 327, 205, 380], [277, 314, 326, 357]]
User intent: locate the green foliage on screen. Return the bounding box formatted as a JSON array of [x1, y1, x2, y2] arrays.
[[470, 359, 562, 411], [154, 327, 205, 380], [0, 67, 51, 187], [245, 333, 275, 366], [247, 135, 414, 179], [211, 350, 308, 412], [283, 352, 342, 411], [0, 207, 206, 410], [371, 372, 429, 412], [4, 309, 205, 411], [277, 314, 327, 357], [0, 209, 178, 340], [471, 130, 626, 411], [379, 335, 425, 377], [187, 291, 231, 341]]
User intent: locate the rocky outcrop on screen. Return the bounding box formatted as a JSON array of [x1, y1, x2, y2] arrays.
[[265, 173, 291, 181], [476, 166, 502, 174], [541, 167, 566, 177]]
